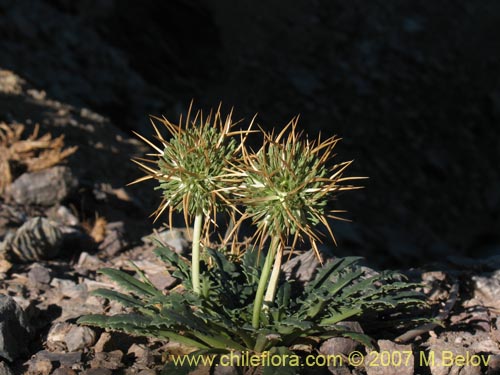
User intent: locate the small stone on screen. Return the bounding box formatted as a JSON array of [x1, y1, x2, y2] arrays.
[[33, 350, 82, 367], [28, 264, 52, 286], [0, 294, 32, 361], [143, 229, 189, 255], [472, 270, 500, 313], [64, 325, 97, 352], [9, 166, 78, 206], [98, 222, 128, 256], [47, 322, 73, 351], [93, 332, 112, 353], [128, 343, 154, 368], [51, 368, 77, 375], [148, 272, 177, 291], [137, 370, 157, 375], [83, 369, 112, 375], [365, 340, 414, 375], [282, 249, 321, 283], [90, 350, 123, 370], [320, 322, 363, 357], [27, 358, 52, 375]]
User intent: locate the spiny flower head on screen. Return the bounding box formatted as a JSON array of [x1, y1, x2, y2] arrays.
[[236, 117, 362, 256], [131, 104, 249, 227]]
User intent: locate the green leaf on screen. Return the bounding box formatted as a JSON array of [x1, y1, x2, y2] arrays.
[[98, 268, 160, 297]]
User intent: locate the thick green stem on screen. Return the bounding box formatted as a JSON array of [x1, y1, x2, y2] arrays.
[[264, 243, 283, 305], [191, 212, 203, 295], [252, 236, 281, 329]]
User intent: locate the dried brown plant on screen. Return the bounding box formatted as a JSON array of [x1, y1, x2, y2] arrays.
[[0, 123, 77, 194]]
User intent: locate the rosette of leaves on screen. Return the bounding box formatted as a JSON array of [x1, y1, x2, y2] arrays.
[[232, 118, 363, 328], [78, 245, 426, 374], [130, 104, 250, 294]]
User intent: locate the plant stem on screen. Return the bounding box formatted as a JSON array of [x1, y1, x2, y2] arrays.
[[263, 243, 283, 305], [191, 212, 203, 295], [252, 235, 281, 329]]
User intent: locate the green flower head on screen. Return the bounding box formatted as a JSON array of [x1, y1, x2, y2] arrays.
[[236, 117, 362, 254], [131, 103, 250, 227]]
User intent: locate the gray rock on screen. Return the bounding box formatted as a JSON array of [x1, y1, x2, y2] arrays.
[[31, 350, 82, 368], [27, 358, 52, 375], [9, 166, 77, 206], [320, 322, 363, 357], [83, 369, 112, 375], [28, 263, 52, 286], [0, 294, 32, 361], [98, 221, 128, 256], [472, 270, 500, 313], [47, 322, 73, 352], [0, 362, 14, 375], [365, 340, 414, 375], [52, 368, 78, 375], [64, 326, 97, 352], [90, 350, 123, 370], [282, 249, 321, 283]]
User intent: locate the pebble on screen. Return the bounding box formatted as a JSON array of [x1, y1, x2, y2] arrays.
[[82, 369, 112, 375], [0, 294, 32, 361], [128, 343, 155, 368]]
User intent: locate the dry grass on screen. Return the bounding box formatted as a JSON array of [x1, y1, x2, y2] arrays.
[[0, 122, 78, 194]]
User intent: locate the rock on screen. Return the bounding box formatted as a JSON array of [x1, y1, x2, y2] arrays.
[[64, 325, 97, 352], [29, 350, 82, 369], [0, 294, 32, 361], [427, 341, 482, 375], [365, 340, 413, 375], [487, 354, 500, 374], [27, 358, 52, 375], [9, 166, 77, 206], [98, 221, 128, 256], [147, 271, 177, 291], [94, 332, 145, 353], [320, 322, 363, 357], [282, 249, 321, 283], [0, 362, 14, 375], [47, 322, 73, 352], [83, 369, 112, 375], [472, 270, 500, 313], [89, 350, 123, 370], [28, 263, 52, 287], [51, 368, 78, 375], [47, 322, 96, 352], [4, 217, 63, 262], [143, 229, 189, 255], [128, 343, 155, 368]]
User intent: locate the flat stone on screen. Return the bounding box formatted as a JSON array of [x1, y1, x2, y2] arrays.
[[9, 166, 77, 206], [0, 294, 32, 361], [365, 340, 414, 375], [34, 350, 83, 367]]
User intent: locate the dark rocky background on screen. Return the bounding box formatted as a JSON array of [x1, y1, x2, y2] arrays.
[[1, 0, 500, 268]]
